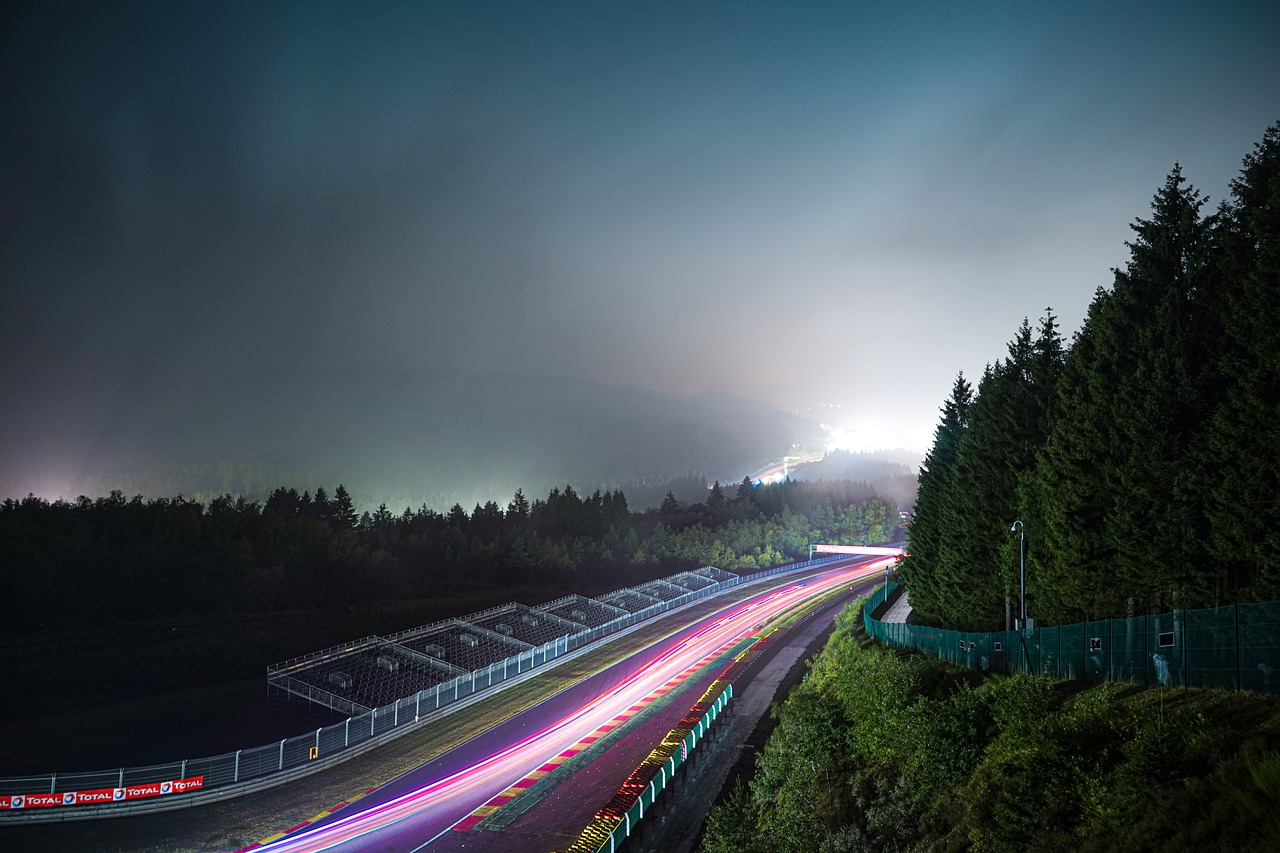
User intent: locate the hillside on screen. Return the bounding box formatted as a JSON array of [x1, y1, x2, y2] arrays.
[[701, 601, 1280, 852]]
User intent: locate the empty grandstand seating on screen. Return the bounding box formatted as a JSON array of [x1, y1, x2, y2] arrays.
[[633, 579, 690, 602], [537, 594, 627, 629], [693, 566, 737, 584], [394, 620, 531, 673], [291, 642, 457, 710], [469, 603, 582, 647], [599, 588, 663, 613], [666, 571, 718, 592], [271, 565, 740, 714]]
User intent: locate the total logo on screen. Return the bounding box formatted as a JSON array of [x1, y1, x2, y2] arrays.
[[0, 776, 206, 810]]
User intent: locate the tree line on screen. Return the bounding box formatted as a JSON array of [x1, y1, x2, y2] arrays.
[[901, 122, 1280, 630], [0, 478, 899, 634]]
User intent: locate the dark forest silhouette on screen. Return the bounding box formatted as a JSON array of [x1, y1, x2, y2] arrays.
[[901, 122, 1280, 630]]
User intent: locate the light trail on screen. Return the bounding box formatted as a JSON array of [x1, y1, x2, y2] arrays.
[[255, 557, 893, 852]]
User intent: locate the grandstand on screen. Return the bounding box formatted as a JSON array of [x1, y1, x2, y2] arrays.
[[599, 587, 664, 613], [280, 641, 460, 711], [468, 603, 584, 647], [268, 565, 741, 714], [392, 619, 533, 673], [537, 594, 627, 629], [666, 571, 719, 592], [692, 566, 737, 584], [633, 578, 691, 602]]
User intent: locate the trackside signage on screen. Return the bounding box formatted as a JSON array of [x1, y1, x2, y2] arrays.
[[0, 776, 204, 810]]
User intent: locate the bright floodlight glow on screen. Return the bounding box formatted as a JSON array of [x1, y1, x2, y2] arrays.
[[825, 422, 908, 453]]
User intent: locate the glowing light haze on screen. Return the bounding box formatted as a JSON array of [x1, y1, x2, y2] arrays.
[[2, 2, 1277, 491]]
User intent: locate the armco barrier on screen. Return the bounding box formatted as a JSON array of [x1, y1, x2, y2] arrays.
[[564, 685, 734, 853], [0, 554, 851, 823], [864, 582, 1280, 695]]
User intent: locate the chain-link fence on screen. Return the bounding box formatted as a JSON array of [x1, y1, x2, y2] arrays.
[[864, 582, 1280, 695]]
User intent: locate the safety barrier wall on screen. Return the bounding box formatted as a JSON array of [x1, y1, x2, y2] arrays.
[[864, 583, 1280, 695], [581, 685, 733, 853], [0, 553, 848, 821]]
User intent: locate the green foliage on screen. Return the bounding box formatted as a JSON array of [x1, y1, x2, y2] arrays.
[[703, 606, 1280, 853]]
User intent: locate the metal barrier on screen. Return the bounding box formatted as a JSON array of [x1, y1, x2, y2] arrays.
[[566, 685, 734, 853], [863, 582, 1280, 695], [0, 555, 845, 822]]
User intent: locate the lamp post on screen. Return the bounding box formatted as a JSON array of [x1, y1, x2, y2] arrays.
[[1010, 520, 1026, 633]]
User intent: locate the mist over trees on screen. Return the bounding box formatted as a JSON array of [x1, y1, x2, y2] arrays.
[[901, 122, 1280, 630], [0, 371, 826, 514]]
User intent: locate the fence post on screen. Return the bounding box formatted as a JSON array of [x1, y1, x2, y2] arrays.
[[1182, 608, 1190, 688], [1235, 602, 1242, 690], [1108, 619, 1114, 681], [279, 739, 285, 770], [1144, 614, 1150, 685], [234, 750, 241, 783], [181, 759, 187, 779], [345, 718, 349, 747], [371, 707, 376, 737], [119, 768, 124, 787], [50, 773, 56, 794]]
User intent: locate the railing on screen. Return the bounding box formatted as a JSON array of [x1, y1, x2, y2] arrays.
[[864, 582, 1280, 695]]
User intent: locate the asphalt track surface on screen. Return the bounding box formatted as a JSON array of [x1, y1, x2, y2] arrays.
[[255, 556, 890, 853]]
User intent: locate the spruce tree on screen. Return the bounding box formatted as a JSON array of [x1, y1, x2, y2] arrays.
[[899, 373, 972, 624], [1206, 122, 1280, 600], [1036, 167, 1216, 620]]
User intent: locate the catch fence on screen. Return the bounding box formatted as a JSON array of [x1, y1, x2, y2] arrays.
[[864, 582, 1280, 694]]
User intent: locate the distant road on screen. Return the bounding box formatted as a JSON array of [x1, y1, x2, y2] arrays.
[[256, 556, 887, 852]]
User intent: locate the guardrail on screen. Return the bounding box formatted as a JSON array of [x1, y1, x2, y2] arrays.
[[0, 554, 852, 823], [564, 685, 734, 853]]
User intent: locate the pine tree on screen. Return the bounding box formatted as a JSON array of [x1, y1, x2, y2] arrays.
[[1036, 167, 1216, 620], [333, 484, 358, 530], [1206, 122, 1280, 600], [899, 373, 972, 624]]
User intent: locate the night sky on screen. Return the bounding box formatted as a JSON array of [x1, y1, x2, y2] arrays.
[[3, 2, 1278, 497]]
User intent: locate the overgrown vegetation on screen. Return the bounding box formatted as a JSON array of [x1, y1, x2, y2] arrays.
[[701, 602, 1280, 853], [901, 121, 1280, 629]]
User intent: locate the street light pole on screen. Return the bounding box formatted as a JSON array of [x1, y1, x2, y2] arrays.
[[1010, 520, 1025, 631]]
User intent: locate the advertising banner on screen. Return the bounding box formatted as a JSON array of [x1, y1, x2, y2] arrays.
[[0, 776, 204, 810]]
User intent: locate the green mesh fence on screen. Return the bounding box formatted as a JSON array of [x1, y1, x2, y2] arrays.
[[864, 582, 1280, 695]]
